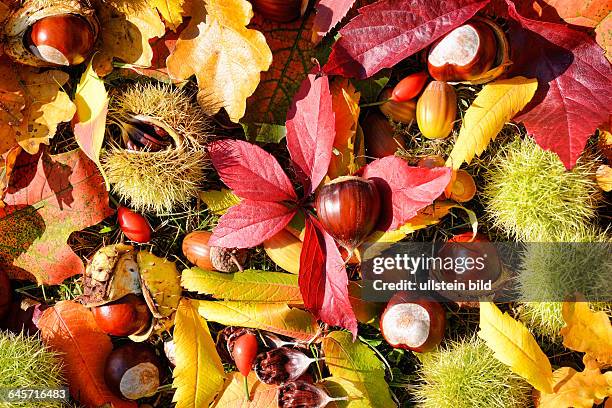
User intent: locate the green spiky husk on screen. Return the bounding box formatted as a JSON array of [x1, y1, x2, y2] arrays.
[[0, 331, 65, 408], [102, 83, 211, 214], [414, 337, 531, 408], [483, 138, 601, 242]]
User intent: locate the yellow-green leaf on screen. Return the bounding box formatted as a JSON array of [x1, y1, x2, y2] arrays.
[[172, 299, 225, 408], [213, 372, 277, 407], [181, 268, 302, 303], [322, 331, 395, 408], [199, 189, 241, 215], [560, 301, 612, 367], [446, 77, 538, 169], [195, 300, 318, 341], [478, 302, 554, 393]]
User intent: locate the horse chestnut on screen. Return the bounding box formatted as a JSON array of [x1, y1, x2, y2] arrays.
[[315, 176, 381, 251], [28, 14, 96, 66], [91, 294, 151, 337], [117, 206, 152, 243], [104, 342, 162, 400]]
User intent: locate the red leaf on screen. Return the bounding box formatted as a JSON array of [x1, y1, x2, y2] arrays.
[[361, 156, 451, 230], [209, 199, 297, 248], [299, 215, 357, 336], [209, 139, 297, 202], [508, 2, 612, 168], [323, 0, 490, 79], [312, 0, 357, 43], [286, 73, 336, 196], [0, 149, 114, 284]]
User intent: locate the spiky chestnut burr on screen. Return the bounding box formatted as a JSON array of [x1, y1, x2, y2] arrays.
[[102, 83, 212, 215]]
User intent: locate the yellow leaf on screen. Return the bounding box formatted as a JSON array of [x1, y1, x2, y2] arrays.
[[263, 229, 302, 275], [478, 302, 554, 393], [138, 251, 182, 318], [560, 302, 612, 367], [199, 189, 241, 215], [181, 267, 302, 303], [323, 377, 370, 408], [172, 299, 225, 408], [446, 77, 538, 169], [149, 0, 185, 31], [195, 300, 318, 341], [213, 372, 277, 407], [538, 366, 612, 408], [166, 0, 272, 121]]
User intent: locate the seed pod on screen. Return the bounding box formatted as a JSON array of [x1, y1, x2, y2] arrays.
[[254, 347, 319, 385], [362, 112, 405, 158], [379, 88, 417, 124], [250, 0, 309, 22], [416, 81, 457, 139], [3, 0, 99, 67]]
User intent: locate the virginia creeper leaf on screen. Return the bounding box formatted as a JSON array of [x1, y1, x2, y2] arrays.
[[209, 199, 296, 248], [323, 0, 490, 78], [286, 72, 336, 195], [208, 139, 297, 202], [560, 301, 612, 367], [361, 156, 452, 231], [312, 0, 357, 43]]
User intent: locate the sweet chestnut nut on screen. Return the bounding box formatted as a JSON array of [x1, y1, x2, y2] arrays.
[[104, 342, 162, 400], [91, 294, 152, 337], [362, 112, 405, 158]]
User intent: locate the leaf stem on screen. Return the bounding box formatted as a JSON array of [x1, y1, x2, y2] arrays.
[[359, 99, 389, 108], [243, 375, 250, 401]]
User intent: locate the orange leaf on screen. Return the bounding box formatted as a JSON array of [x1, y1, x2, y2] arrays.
[[213, 372, 277, 407], [595, 12, 612, 62], [540, 0, 610, 27], [560, 301, 612, 367], [38, 301, 136, 408], [537, 366, 612, 408], [0, 56, 25, 156]]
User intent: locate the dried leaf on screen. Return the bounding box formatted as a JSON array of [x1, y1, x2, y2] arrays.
[[199, 189, 241, 215], [166, 0, 272, 121], [195, 299, 318, 341], [312, 0, 356, 43], [149, 0, 185, 30], [38, 301, 135, 408], [138, 251, 182, 318], [446, 77, 538, 169], [560, 301, 612, 367], [537, 366, 612, 408], [172, 299, 225, 408], [478, 302, 554, 393], [213, 372, 277, 407]]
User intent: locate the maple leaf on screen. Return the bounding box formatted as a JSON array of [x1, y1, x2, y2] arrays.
[[323, 0, 490, 78], [560, 301, 612, 367], [508, 1, 612, 168], [0, 56, 25, 157], [166, 0, 272, 122], [540, 0, 610, 27], [311, 0, 357, 43], [0, 149, 114, 284], [38, 301, 136, 408]]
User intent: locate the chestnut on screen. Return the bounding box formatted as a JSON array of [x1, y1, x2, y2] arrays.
[[104, 342, 162, 400], [182, 231, 248, 273], [314, 176, 381, 251], [427, 20, 497, 82], [380, 293, 446, 352], [379, 88, 417, 124], [27, 14, 96, 66], [278, 381, 347, 408], [254, 347, 319, 385], [250, 0, 308, 22], [91, 294, 152, 337], [362, 112, 405, 158]]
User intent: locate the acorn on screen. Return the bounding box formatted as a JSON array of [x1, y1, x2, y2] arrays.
[[3, 0, 99, 67], [362, 112, 405, 158], [379, 88, 417, 124], [315, 176, 381, 252], [104, 342, 162, 400], [380, 293, 446, 352], [416, 81, 457, 139], [91, 294, 152, 337], [182, 231, 248, 273], [250, 0, 309, 22]]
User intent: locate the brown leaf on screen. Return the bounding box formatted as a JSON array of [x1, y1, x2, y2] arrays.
[[0, 145, 21, 202], [0, 56, 25, 156], [38, 301, 136, 408]]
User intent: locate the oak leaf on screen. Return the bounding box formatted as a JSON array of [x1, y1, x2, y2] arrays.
[[213, 372, 277, 407], [0, 56, 25, 156], [38, 301, 136, 408], [537, 366, 612, 408], [166, 0, 272, 121], [560, 301, 612, 367]]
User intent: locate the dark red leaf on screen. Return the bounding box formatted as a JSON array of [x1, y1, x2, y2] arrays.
[[209, 139, 297, 202], [286, 73, 336, 196], [312, 0, 357, 43], [508, 2, 612, 168], [361, 156, 451, 230], [209, 199, 297, 248], [323, 0, 490, 79], [299, 215, 357, 337]]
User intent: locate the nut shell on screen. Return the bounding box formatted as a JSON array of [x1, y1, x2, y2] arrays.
[[104, 342, 161, 400]]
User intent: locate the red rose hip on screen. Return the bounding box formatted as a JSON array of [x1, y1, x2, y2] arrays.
[[117, 206, 152, 243]]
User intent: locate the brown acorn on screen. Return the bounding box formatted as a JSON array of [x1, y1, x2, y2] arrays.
[[182, 231, 248, 272], [416, 81, 457, 139], [250, 0, 309, 22], [315, 176, 381, 251]]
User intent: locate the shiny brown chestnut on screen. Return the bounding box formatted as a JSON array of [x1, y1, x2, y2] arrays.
[[362, 112, 405, 158], [28, 14, 95, 66], [427, 20, 497, 82], [380, 293, 446, 352], [124, 118, 172, 152], [250, 0, 308, 22], [91, 294, 151, 337], [182, 231, 248, 273], [315, 176, 381, 251], [104, 342, 162, 400]]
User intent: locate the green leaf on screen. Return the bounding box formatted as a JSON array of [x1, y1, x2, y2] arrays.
[[352, 73, 390, 104], [241, 123, 287, 143], [199, 189, 241, 215]]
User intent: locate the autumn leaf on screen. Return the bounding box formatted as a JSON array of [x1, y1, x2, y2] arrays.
[[595, 12, 612, 62], [213, 372, 277, 407], [537, 366, 612, 408], [312, 0, 357, 43], [73, 61, 109, 189], [166, 0, 272, 121], [38, 301, 136, 408], [199, 189, 241, 215], [560, 301, 612, 367], [596, 164, 612, 191], [323, 377, 373, 408], [348, 281, 384, 325], [540, 0, 610, 27], [149, 0, 185, 30], [172, 299, 225, 408], [446, 77, 538, 169], [0, 56, 25, 157], [138, 251, 182, 318], [194, 299, 318, 341], [508, 2, 612, 168], [478, 302, 554, 393], [0, 149, 114, 284], [93, 1, 166, 76], [323, 0, 490, 78], [0, 146, 21, 202], [322, 331, 395, 408], [263, 228, 303, 274], [181, 268, 302, 303]]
